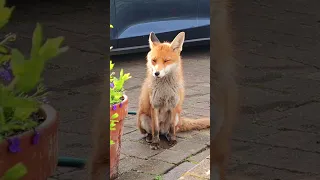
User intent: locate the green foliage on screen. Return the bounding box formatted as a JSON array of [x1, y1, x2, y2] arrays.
[[154, 175, 163, 180], [0, 0, 68, 140], [109, 24, 131, 146], [110, 61, 131, 105], [0, 0, 14, 29], [0, 162, 27, 180], [110, 113, 118, 145]]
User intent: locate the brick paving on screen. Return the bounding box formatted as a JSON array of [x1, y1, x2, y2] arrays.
[[1, 0, 320, 179], [227, 0, 320, 179]]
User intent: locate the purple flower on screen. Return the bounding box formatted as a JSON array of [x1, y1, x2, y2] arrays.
[[110, 83, 114, 88], [0, 61, 14, 83], [32, 131, 40, 145], [0, 69, 13, 82], [8, 137, 21, 153], [119, 102, 123, 108], [112, 104, 117, 111]]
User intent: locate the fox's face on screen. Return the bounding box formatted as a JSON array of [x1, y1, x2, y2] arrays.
[[147, 32, 185, 78]]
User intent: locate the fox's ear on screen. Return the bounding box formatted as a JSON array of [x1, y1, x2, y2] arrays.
[[170, 32, 185, 52], [149, 32, 160, 49]]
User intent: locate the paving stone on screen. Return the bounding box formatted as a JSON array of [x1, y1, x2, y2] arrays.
[[180, 158, 210, 180], [56, 169, 88, 180], [186, 130, 210, 145], [123, 115, 138, 127], [163, 162, 195, 180], [52, 167, 77, 176], [57, 132, 91, 159], [232, 141, 320, 174], [121, 141, 164, 159], [152, 149, 190, 164], [118, 156, 147, 175], [133, 159, 175, 175], [115, 171, 154, 180], [188, 148, 210, 164], [169, 140, 207, 155], [123, 126, 137, 135], [120, 153, 127, 160], [257, 103, 320, 133], [233, 122, 281, 143], [263, 131, 320, 153], [227, 159, 309, 180], [122, 130, 145, 142], [307, 72, 320, 81], [260, 77, 320, 101]]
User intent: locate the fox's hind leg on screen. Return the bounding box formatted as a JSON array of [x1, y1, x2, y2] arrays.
[[137, 113, 153, 143]]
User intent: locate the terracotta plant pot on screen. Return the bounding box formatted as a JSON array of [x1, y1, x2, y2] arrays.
[[110, 95, 128, 180], [0, 104, 59, 180]]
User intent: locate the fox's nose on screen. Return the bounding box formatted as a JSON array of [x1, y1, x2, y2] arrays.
[[154, 71, 160, 77]]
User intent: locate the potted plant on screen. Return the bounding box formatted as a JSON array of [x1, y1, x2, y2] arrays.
[[0, 0, 68, 179], [109, 59, 131, 179]]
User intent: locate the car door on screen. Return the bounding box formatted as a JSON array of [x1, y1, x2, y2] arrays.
[[196, 0, 210, 39], [112, 0, 200, 50], [110, 0, 117, 49]]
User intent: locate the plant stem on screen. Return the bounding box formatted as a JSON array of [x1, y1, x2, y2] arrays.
[[0, 33, 16, 46], [0, 107, 5, 126]]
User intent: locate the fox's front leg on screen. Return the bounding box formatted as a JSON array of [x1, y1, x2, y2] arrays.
[[150, 108, 160, 150], [168, 108, 178, 146]]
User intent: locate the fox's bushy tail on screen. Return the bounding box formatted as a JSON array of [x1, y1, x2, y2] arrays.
[[177, 117, 210, 132]]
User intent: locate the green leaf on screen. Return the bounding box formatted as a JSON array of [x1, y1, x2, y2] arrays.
[[38, 36, 65, 62], [1, 162, 27, 180], [0, 2, 14, 29], [119, 69, 123, 78], [10, 49, 25, 76], [0, 54, 10, 64], [30, 23, 43, 59], [14, 71, 42, 93], [110, 139, 115, 145], [122, 73, 131, 81], [0, 85, 39, 109], [111, 113, 119, 120], [11, 48, 42, 92], [110, 61, 114, 70], [110, 120, 118, 131], [0, 0, 5, 7], [0, 45, 9, 54], [13, 107, 37, 121]]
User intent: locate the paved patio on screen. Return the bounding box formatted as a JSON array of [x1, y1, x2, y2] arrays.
[[1, 0, 320, 179]]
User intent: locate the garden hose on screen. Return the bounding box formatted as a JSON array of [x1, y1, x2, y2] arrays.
[[57, 110, 137, 168]]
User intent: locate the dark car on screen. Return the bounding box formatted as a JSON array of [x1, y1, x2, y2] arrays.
[[110, 0, 210, 55]]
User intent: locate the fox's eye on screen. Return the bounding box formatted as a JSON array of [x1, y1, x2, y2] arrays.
[[164, 60, 170, 63], [152, 60, 156, 63]]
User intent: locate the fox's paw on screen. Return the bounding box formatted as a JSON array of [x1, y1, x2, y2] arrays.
[[145, 134, 152, 143], [150, 142, 160, 150], [168, 139, 177, 146]]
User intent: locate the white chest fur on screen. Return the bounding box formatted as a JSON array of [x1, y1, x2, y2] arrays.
[[150, 73, 180, 111]]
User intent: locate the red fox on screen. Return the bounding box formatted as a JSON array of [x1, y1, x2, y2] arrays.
[[137, 32, 210, 150]]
